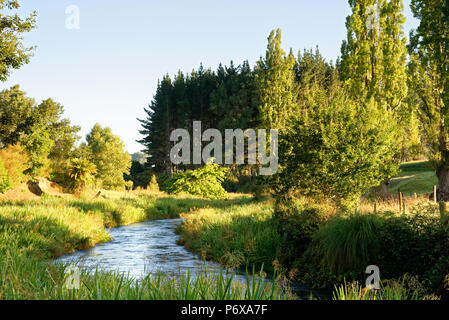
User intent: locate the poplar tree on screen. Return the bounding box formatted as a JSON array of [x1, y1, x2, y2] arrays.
[[340, 0, 408, 109], [340, 0, 409, 193], [408, 0, 449, 199], [255, 29, 296, 131]]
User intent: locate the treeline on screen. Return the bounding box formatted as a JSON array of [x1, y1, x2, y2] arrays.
[[0, 85, 131, 194], [138, 61, 260, 175], [138, 29, 423, 203]]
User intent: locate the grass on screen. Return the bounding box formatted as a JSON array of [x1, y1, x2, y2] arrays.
[[0, 249, 293, 300], [332, 278, 418, 300], [312, 213, 381, 273], [177, 198, 281, 274], [0, 191, 294, 300], [388, 160, 437, 196]]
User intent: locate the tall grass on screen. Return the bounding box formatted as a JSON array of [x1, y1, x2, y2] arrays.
[[0, 192, 274, 300], [178, 199, 281, 273], [332, 278, 419, 300], [0, 249, 293, 300], [312, 213, 381, 273]]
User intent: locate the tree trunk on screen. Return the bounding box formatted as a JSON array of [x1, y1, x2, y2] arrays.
[[437, 166, 449, 201]]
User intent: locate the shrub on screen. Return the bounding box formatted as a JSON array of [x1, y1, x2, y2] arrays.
[[274, 196, 334, 269], [297, 202, 449, 291], [67, 158, 97, 194], [166, 160, 229, 199], [0, 143, 29, 188], [147, 174, 159, 192], [0, 158, 11, 193], [376, 204, 449, 289]]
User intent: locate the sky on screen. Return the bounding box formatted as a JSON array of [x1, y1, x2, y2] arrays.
[[1, 0, 419, 154]]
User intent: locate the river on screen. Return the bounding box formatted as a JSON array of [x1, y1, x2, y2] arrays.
[[55, 218, 324, 299]]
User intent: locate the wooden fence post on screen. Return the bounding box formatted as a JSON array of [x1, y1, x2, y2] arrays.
[[434, 186, 437, 203], [398, 190, 403, 213]]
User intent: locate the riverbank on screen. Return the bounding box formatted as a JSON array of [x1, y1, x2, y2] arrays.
[[0, 192, 292, 300], [177, 193, 449, 300]]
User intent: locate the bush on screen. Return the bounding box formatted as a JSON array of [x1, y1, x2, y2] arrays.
[[0, 143, 29, 188], [296, 202, 449, 291], [0, 158, 11, 193], [66, 158, 97, 194], [166, 160, 229, 199], [147, 174, 159, 192], [274, 196, 334, 270]]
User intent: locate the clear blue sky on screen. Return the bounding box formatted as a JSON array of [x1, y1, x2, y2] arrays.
[[1, 0, 418, 154]]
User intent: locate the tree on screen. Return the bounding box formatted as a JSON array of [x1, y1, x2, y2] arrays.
[[138, 76, 173, 174], [278, 89, 398, 207], [67, 158, 97, 194], [339, 0, 409, 195], [0, 85, 35, 147], [85, 123, 131, 190], [408, 0, 449, 199], [0, 87, 80, 177], [255, 29, 296, 131], [340, 0, 408, 109], [0, 0, 36, 81]]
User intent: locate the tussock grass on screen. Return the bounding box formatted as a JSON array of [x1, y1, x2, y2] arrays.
[[312, 213, 381, 273]]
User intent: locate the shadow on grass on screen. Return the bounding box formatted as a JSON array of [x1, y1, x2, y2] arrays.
[[0, 214, 95, 260]]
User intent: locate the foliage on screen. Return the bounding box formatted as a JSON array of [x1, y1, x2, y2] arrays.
[[0, 143, 29, 188], [166, 160, 229, 199], [296, 202, 449, 290], [67, 158, 97, 194], [0, 158, 10, 193], [340, 0, 408, 109], [0, 0, 36, 82], [408, 0, 449, 197], [274, 196, 334, 269], [178, 197, 281, 273], [124, 160, 153, 189], [0, 86, 80, 177], [277, 90, 398, 206], [255, 29, 296, 131], [332, 277, 420, 300], [147, 174, 160, 192], [138, 62, 260, 175], [84, 124, 131, 190]]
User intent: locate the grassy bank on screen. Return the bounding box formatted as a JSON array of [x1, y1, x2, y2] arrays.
[[178, 198, 281, 274], [177, 193, 449, 300], [0, 192, 292, 300]]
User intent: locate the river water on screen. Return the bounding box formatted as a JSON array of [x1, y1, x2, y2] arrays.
[[55, 219, 230, 278], [55, 218, 324, 299]]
